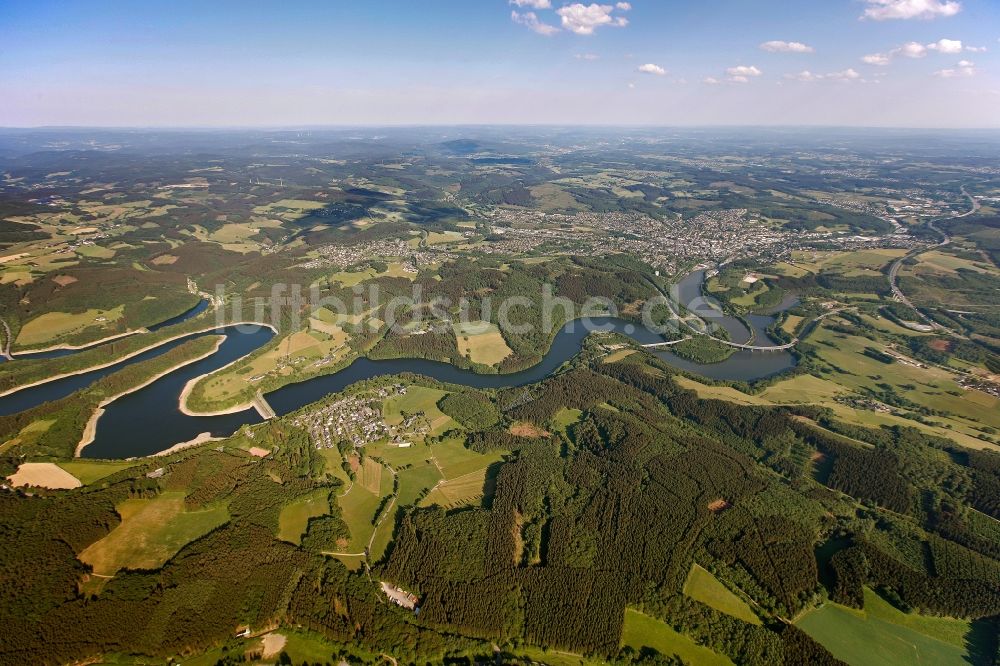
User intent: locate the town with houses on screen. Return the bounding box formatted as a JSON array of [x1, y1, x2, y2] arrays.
[[291, 383, 429, 451]]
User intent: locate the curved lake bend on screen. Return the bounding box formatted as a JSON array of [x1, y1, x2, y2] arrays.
[[0, 324, 239, 418], [83, 318, 660, 458], [660, 270, 797, 380], [80, 325, 274, 459], [3, 298, 209, 362], [1, 273, 797, 458]]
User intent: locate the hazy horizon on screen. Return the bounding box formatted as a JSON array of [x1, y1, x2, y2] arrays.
[[3, 0, 999, 128]]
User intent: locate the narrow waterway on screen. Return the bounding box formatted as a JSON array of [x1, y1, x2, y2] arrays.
[[655, 270, 796, 380], [1, 272, 798, 458], [4, 298, 209, 361]]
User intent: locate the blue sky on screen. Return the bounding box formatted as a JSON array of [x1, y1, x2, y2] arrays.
[[1, 0, 998, 127]]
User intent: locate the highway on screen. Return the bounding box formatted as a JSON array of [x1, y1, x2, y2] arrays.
[[887, 186, 978, 339]]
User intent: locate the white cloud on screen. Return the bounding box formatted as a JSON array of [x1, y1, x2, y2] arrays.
[[510, 0, 552, 8], [511, 10, 560, 35], [786, 68, 861, 82], [760, 40, 815, 53], [575, 53, 600, 60], [927, 38, 963, 53], [786, 71, 821, 82], [703, 66, 763, 84], [556, 3, 628, 35], [616, 2, 632, 10], [863, 53, 892, 65], [897, 41, 929, 57], [827, 68, 862, 81], [862, 0, 962, 20], [935, 60, 976, 77], [637, 63, 666, 76], [864, 38, 982, 65], [726, 65, 763, 83]]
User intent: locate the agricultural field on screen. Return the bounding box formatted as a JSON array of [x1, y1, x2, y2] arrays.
[[6, 462, 82, 489], [395, 463, 443, 506], [549, 407, 583, 437], [15, 306, 125, 348], [682, 564, 761, 625], [250, 198, 327, 220], [781, 314, 804, 335], [382, 385, 454, 437], [453, 320, 513, 366], [808, 320, 1000, 435], [334, 457, 395, 557], [56, 460, 139, 485], [677, 362, 999, 452], [907, 249, 993, 276], [620, 609, 734, 666], [326, 260, 417, 287], [602, 348, 635, 364], [795, 588, 985, 666], [188, 324, 353, 407], [185, 218, 284, 253], [421, 467, 487, 509], [277, 488, 331, 544], [431, 435, 506, 479], [789, 248, 907, 276], [78, 492, 229, 577]]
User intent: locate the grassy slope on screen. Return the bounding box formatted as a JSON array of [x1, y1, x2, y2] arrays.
[[621, 608, 734, 666], [79, 491, 229, 576], [682, 564, 761, 625], [795, 588, 977, 666], [277, 488, 331, 544]]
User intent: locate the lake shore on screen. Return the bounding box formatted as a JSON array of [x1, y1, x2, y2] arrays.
[[176, 335, 267, 416], [148, 431, 223, 458], [0, 321, 276, 399], [75, 336, 227, 458]]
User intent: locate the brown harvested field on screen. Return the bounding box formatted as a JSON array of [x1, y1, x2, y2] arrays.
[[260, 633, 287, 659], [928, 339, 952, 352], [150, 254, 179, 265], [248, 447, 270, 458], [422, 468, 488, 509], [309, 317, 346, 337], [454, 321, 512, 366], [52, 275, 78, 286], [358, 457, 383, 494], [707, 498, 731, 513], [277, 330, 324, 355], [7, 462, 81, 489], [347, 453, 360, 473], [603, 348, 636, 363], [509, 422, 551, 438]]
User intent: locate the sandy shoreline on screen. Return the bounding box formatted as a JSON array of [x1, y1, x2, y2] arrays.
[[0, 320, 276, 399], [148, 431, 223, 458], [74, 336, 227, 457], [177, 363, 258, 417], [176, 322, 280, 417]]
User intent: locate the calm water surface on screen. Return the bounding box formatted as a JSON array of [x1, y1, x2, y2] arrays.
[[1, 273, 797, 458]]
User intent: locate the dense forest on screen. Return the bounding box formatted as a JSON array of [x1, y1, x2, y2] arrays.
[[3, 341, 998, 664]]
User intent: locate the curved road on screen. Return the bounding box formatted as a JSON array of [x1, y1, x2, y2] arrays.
[[887, 186, 979, 338]]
